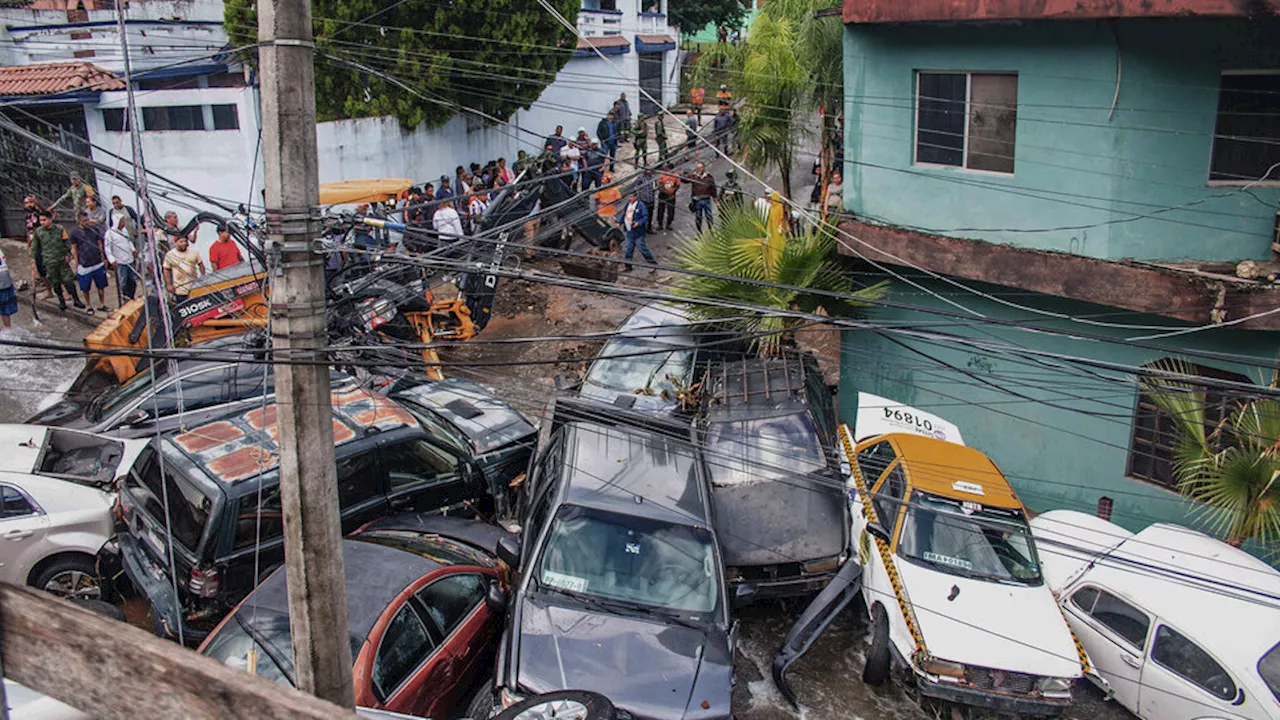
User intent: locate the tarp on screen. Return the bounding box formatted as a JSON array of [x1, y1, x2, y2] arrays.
[[318, 178, 413, 205]]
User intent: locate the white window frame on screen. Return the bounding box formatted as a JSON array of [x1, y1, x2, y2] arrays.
[[1206, 69, 1280, 188], [913, 70, 1017, 176]]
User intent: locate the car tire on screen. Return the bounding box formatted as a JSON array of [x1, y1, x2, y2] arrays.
[[32, 555, 102, 601], [493, 690, 617, 720], [465, 679, 497, 720], [862, 603, 891, 686]]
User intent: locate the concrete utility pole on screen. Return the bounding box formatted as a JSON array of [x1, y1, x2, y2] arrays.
[[258, 0, 355, 708]]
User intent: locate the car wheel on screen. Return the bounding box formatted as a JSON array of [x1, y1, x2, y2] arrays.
[[862, 603, 891, 686], [465, 678, 497, 720], [33, 556, 102, 601], [494, 690, 617, 720]]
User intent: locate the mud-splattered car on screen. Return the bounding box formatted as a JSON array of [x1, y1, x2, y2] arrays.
[[103, 386, 519, 644]]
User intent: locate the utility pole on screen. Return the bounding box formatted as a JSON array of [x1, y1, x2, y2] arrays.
[[258, 0, 355, 708]]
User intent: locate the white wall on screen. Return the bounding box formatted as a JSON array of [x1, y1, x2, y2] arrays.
[[85, 85, 263, 262]]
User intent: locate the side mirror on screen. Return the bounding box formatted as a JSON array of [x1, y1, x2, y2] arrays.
[[124, 409, 151, 426], [496, 535, 521, 569], [485, 579, 508, 614], [866, 522, 891, 543]]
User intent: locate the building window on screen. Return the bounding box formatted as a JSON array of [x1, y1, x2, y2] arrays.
[[1127, 360, 1251, 490], [916, 72, 1018, 174], [141, 105, 206, 131], [211, 104, 240, 130], [1210, 73, 1280, 183], [101, 108, 130, 132]]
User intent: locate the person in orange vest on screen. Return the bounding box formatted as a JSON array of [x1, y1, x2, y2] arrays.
[[716, 84, 732, 106], [690, 86, 705, 119]]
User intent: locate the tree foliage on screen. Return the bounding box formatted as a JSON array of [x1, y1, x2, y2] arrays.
[[674, 205, 887, 355], [225, 0, 581, 130], [668, 0, 748, 33], [1146, 359, 1280, 551]]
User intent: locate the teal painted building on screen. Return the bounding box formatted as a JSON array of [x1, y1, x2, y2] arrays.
[[836, 0, 1280, 545]]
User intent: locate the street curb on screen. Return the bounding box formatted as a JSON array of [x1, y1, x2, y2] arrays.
[[19, 291, 102, 329]]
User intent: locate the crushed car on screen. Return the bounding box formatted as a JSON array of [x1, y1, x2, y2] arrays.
[[1032, 509, 1280, 720], [200, 514, 509, 719], [480, 398, 734, 720], [695, 352, 847, 602], [103, 385, 523, 643], [774, 396, 1091, 716], [576, 303, 700, 413]]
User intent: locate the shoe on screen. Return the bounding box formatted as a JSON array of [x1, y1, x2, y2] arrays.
[[86, 308, 95, 315], [72, 301, 86, 310], [97, 305, 108, 312], [57, 302, 67, 312], [648, 266, 657, 274], [621, 266, 633, 273]]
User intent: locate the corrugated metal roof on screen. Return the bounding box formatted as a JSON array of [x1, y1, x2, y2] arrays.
[[0, 61, 124, 97], [576, 35, 631, 49]]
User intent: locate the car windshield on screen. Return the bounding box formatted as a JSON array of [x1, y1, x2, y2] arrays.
[[537, 505, 718, 616], [897, 491, 1042, 585], [201, 610, 294, 686], [584, 337, 693, 398], [1261, 640, 1280, 703], [705, 413, 826, 487]]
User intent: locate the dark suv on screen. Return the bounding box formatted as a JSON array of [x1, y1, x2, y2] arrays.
[[490, 398, 734, 720], [696, 352, 847, 600], [108, 385, 531, 643]]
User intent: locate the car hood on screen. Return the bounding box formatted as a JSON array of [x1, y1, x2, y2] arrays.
[[516, 598, 729, 719], [894, 560, 1082, 679]]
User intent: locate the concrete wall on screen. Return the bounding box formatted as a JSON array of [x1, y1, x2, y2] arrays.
[[836, 274, 1279, 544], [0, 0, 227, 72], [842, 17, 1280, 263], [86, 85, 262, 262]]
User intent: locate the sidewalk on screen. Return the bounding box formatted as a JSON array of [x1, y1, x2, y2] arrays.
[[1, 237, 118, 329]]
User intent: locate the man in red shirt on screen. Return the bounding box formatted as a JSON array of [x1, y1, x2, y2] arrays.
[[207, 223, 243, 271]]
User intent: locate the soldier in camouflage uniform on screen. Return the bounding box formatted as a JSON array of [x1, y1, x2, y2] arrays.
[[50, 172, 95, 216], [632, 114, 649, 166], [719, 169, 745, 212], [654, 115, 668, 162], [29, 211, 83, 311]]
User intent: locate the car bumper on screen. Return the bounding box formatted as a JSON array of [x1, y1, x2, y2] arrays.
[[729, 572, 833, 605], [914, 676, 1070, 716], [115, 534, 207, 644]]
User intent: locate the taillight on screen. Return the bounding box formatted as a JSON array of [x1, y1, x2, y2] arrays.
[[189, 566, 221, 599]]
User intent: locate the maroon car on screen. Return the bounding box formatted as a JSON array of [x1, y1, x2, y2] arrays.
[[197, 515, 510, 718]]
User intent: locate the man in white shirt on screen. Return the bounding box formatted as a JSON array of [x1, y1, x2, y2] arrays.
[[103, 213, 138, 300], [432, 199, 464, 241]]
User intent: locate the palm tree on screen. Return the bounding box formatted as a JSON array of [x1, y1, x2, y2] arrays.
[[733, 14, 808, 200], [1145, 360, 1280, 550], [673, 204, 888, 355]]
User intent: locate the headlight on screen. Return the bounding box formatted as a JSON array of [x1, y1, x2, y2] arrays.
[[1038, 677, 1073, 695], [499, 687, 526, 709], [802, 555, 842, 575], [921, 657, 966, 679]]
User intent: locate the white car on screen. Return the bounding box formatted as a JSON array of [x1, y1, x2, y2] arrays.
[[774, 400, 1092, 716], [1032, 509, 1280, 720], [0, 425, 147, 599]]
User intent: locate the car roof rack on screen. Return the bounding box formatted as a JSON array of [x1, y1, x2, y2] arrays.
[[706, 350, 811, 408]]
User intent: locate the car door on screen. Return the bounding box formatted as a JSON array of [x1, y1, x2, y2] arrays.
[[378, 436, 465, 514], [0, 483, 51, 586], [334, 448, 389, 532], [1062, 585, 1150, 713], [1140, 623, 1246, 720], [367, 599, 439, 715], [401, 572, 493, 719]]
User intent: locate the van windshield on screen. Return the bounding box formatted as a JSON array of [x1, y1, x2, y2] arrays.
[[897, 491, 1042, 585], [122, 452, 215, 553]]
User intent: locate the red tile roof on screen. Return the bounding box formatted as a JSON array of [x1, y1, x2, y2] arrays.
[[636, 34, 676, 44], [576, 35, 631, 49], [0, 62, 124, 97]]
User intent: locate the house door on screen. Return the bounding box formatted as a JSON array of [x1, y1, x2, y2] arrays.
[[639, 53, 663, 115]]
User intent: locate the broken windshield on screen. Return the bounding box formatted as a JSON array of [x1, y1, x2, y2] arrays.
[[537, 504, 718, 615], [583, 338, 693, 398], [897, 491, 1042, 585]]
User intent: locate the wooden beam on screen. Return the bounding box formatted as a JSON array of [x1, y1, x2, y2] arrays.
[[0, 584, 357, 720]]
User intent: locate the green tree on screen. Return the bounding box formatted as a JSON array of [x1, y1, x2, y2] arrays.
[[1146, 361, 1280, 550], [668, 0, 748, 36], [673, 205, 887, 355], [225, 0, 580, 130]]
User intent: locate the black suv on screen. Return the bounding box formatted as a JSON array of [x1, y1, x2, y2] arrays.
[[108, 385, 532, 644], [490, 398, 734, 720], [696, 352, 847, 601]]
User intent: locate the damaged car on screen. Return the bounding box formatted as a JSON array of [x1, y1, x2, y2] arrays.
[[774, 397, 1089, 716], [480, 398, 734, 720]]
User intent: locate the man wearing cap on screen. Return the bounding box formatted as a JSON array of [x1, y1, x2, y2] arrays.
[[620, 191, 656, 273], [49, 172, 96, 215], [208, 223, 244, 271], [632, 113, 649, 164], [719, 169, 744, 211], [70, 211, 109, 314], [30, 210, 83, 311]]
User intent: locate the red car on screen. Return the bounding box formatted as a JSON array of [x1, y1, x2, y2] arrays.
[[197, 515, 510, 718]]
